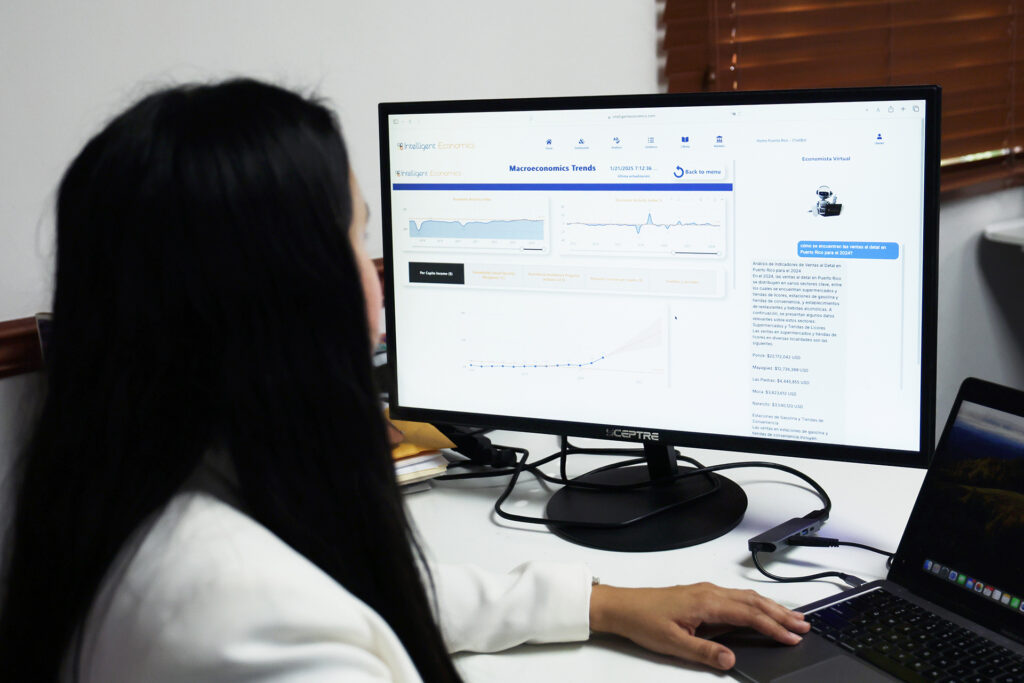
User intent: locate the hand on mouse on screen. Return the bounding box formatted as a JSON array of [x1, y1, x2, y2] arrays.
[[588, 582, 810, 670]]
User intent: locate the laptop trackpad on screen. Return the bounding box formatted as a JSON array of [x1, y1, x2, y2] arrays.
[[720, 629, 893, 682], [771, 656, 892, 683]]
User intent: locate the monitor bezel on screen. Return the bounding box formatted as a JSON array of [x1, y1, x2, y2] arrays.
[[379, 86, 940, 468]]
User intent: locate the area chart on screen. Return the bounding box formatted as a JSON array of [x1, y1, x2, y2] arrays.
[[409, 219, 544, 241]]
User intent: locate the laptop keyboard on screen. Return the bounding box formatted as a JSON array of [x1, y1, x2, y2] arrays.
[[805, 588, 1024, 682]]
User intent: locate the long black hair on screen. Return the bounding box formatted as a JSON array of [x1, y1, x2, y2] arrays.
[[0, 79, 463, 682]]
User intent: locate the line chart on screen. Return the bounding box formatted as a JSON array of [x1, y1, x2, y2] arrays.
[[565, 212, 721, 235], [559, 197, 726, 257]]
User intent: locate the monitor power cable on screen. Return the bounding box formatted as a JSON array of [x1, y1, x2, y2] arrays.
[[441, 443, 832, 531], [438, 440, 893, 587]]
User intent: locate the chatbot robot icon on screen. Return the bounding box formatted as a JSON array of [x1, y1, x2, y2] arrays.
[[813, 185, 843, 216]]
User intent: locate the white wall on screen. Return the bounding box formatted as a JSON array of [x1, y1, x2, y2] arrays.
[[936, 186, 1024, 427], [0, 0, 659, 522], [0, 0, 659, 322]]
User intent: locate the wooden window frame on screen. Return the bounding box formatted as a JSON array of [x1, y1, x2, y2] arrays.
[[0, 318, 43, 380], [662, 0, 1024, 198]]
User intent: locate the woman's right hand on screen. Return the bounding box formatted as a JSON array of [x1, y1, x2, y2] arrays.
[[588, 581, 810, 670]]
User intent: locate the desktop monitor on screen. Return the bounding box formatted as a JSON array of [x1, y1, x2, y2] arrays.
[[379, 86, 939, 551]]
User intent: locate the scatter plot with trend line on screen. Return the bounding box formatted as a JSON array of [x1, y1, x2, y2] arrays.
[[464, 317, 667, 384]]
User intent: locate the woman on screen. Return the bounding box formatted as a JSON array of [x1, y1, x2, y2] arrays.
[[0, 79, 808, 681]]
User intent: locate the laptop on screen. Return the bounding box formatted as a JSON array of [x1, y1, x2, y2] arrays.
[[720, 377, 1024, 682]]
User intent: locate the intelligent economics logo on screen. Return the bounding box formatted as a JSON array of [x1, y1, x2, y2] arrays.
[[397, 141, 475, 151], [398, 142, 435, 151]]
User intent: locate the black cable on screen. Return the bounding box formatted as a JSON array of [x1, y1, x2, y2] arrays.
[[533, 459, 830, 516], [437, 438, 887, 587], [759, 537, 894, 586], [435, 440, 832, 528], [786, 536, 895, 569], [785, 536, 893, 559], [457, 426, 492, 437], [492, 448, 692, 529], [841, 540, 895, 571], [751, 550, 866, 588], [557, 436, 651, 482], [440, 443, 681, 489], [436, 440, 832, 518], [436, 444, 722, 528], [436, 446, 560, 481], [474, 443, 833, 529], [498, 439, 828, 506], [838, 541, 895, 560]]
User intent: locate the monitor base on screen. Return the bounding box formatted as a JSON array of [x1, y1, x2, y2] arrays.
[[545, 464, 747, 552]]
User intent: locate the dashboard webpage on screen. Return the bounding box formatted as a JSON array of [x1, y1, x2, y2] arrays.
[[386, 100, 927, 451]]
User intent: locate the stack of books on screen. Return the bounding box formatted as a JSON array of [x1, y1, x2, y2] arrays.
[[387, 410, 455, 490], [394, 451, 449, 486]]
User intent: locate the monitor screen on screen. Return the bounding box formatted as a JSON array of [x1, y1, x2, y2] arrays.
[[380, 87, 938, 468]]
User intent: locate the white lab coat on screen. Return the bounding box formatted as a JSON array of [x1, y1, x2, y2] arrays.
[[70, 491, 594, 682]]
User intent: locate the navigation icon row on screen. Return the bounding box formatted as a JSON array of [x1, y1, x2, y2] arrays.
[[543, 135, 721, 148]]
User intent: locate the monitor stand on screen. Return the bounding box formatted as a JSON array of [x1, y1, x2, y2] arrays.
[[545, 443, 747, 552]]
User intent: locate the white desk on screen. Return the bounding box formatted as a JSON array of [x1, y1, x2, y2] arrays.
[[405, 432, 927, 681]]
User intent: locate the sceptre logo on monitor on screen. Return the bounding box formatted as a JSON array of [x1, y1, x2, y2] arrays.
[[607, 428, 660, 441]]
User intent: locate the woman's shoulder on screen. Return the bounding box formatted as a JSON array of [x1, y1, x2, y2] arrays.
[[119, 491, 330, 594], [77, 492, 420, 682], [115, 491, 344, 609]]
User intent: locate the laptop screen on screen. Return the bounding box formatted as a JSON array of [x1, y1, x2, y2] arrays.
[[892, 382, 1024, 637]]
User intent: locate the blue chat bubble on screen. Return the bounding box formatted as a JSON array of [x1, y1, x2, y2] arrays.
[[797, 241, 899, 260]]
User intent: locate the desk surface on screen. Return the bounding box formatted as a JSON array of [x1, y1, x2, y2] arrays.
[[405, 432, 927, 682]]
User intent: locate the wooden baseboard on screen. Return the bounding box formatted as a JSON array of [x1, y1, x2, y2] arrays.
[[0, 317, 43, 379]]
